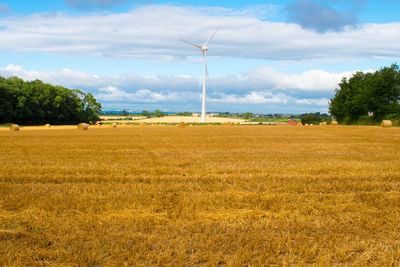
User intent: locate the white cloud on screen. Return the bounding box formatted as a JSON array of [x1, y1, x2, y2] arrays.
[[0, 5, 399, 61], [209, 92, 289, 104], [0, 63, 345, 113], [244, 66, 354, 91], [0, 64, 354, 94], [97, 86, 181, 102], [295, 98, 329, 106]]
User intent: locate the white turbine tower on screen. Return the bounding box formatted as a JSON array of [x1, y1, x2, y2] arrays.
[[181, 30, 217, 123]]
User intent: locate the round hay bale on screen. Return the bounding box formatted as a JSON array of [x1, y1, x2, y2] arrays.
[[179, 122, 186, 128], [331, 121, 338, 125], [381, 120, 392, 128], [305, 123, 309, 126], [45, 123, 51, 128], [322, 122, 327, 125], [77, 123, 88, 130], [112, 123, 117, 128], [10, 124, 20, 131]]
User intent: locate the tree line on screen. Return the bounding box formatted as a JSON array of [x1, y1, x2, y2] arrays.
[[329, 64, 400, 123], [0, 76, 102, 125], [300, 113, 331, 125]]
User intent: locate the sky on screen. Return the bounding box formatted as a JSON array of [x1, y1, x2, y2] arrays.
[[0, 0, 399, 113]]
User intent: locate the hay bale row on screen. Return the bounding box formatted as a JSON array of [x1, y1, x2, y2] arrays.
[[10, 124, 19, 131], [381, 120, 392, 128], [77, 123, 88, 130]]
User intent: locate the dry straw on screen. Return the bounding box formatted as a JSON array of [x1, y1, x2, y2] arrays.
[[77, 123, 88, 130], [179, 122, 186, 128], [223, 122, 232, 126], [381, 120, 392, 128], [10, 124, 20, 131], [331, 121, 338, 125]]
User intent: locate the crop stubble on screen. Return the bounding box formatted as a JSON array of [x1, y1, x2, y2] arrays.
[[0, 125, 400, 265]]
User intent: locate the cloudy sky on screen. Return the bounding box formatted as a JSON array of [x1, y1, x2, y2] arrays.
[[0, 0, 399, 113]]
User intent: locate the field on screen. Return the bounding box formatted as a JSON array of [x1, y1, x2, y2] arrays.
[[98, 115, 245, 124], [1, 125, 400, 265], [133, 116, 244, 124]]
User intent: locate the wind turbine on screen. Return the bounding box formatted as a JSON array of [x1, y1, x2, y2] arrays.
[[181, 30, 217, 123]]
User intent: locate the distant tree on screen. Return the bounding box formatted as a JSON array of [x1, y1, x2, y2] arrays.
[[329, 64, 400, 123], [301, 113, 323, 125], [141, 110, 151, 118], [0, 76, 102, 125], [80, 92, 102, 122], [152, 110, 165, 117], [121, 110, 128, 116], [177, 111, 192, 116], [0, 79, 15, 123], [241, 112, 253, 119]]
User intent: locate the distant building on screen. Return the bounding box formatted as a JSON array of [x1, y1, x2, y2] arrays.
[[287, 119, 298, 125]]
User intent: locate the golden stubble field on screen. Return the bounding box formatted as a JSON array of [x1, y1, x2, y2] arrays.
[[0, 125, 399, 266]]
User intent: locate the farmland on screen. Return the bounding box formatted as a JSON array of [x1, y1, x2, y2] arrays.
[[1, 125, 400, 265]]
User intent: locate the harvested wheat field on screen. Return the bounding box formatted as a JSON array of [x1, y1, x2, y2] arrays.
[[1, 125, 400, 265]]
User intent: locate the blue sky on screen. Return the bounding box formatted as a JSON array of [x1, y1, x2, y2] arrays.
[[0, 0, 399, 113]]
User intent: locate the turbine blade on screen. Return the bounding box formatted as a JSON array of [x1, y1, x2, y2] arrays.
[[180, 39, 202, 49], [204, 29, 218, 47]]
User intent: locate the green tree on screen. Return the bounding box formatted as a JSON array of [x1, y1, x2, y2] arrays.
[[80, 92, 102, 122], [141, 110, 151, 118], [241, 112, 253, 119], [153, 110, 165, 117], [0, 79, 15, 123], [301, 113, 324, 125], [329, 64, 400, 123], [0, 76, 102, 125], [177, 111, 191, 116]]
